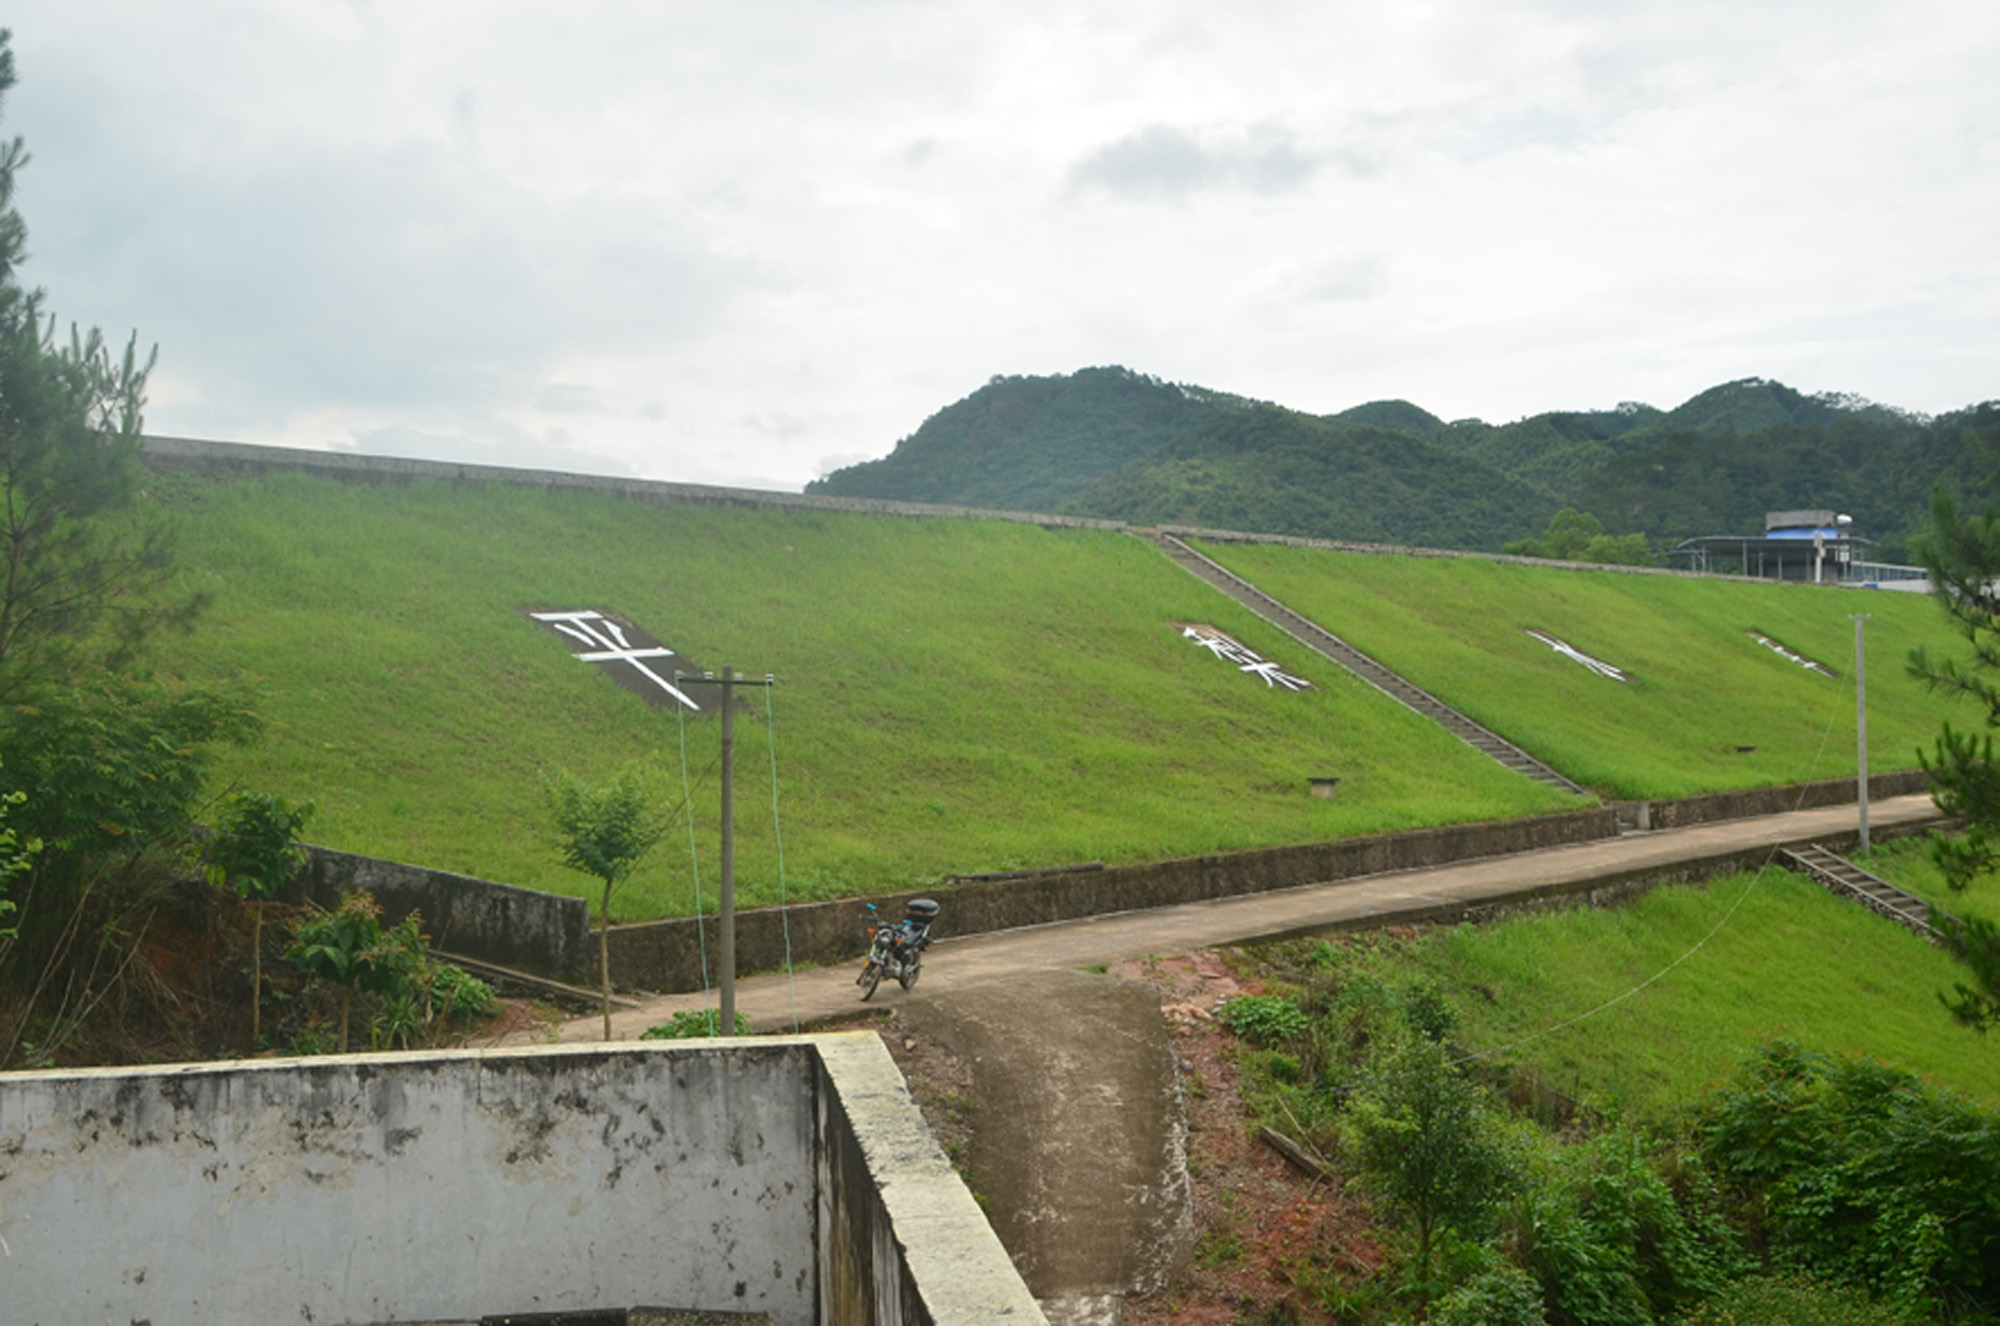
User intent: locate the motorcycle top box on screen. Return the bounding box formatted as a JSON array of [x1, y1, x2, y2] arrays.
[[904, 898, 941, 924]]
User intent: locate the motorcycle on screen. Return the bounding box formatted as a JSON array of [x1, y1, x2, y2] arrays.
[[856, 898, 941, 1000]]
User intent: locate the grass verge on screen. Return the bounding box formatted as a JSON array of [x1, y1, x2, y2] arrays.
[[1283, 865, 2000, 1115]]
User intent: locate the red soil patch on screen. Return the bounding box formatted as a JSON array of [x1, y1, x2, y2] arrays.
[[1113, 953, 1382, 1325]]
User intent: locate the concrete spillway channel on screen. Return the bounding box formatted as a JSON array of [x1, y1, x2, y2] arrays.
[[1781, 843, 1957, 943], [1152, 532, 1589, 797]]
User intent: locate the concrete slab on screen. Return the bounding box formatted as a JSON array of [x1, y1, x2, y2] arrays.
[[896, 971, 1196, 1306]]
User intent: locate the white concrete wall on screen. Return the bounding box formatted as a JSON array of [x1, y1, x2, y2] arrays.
[[0, 1043, 820, 1325]]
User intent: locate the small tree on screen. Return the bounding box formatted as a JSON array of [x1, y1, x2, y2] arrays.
[[206, 792, 314, 1048], [285, 891, 421, 1053], [0, 30, 201, 702], [1352, 1034, 1511, 1297], [543, 767, 667, 1040], [0, 784, 38, 944], [1506, 508, 1654, 566], [1908, 442, 2000, 1030]]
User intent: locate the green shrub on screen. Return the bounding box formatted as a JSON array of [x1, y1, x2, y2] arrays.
[[1678, 1274, 1920, 1326], [1351, 1034, 1512, 1288], [1432, 1261, 1548, 1326], [1400, 980, 1458, 1042], [1512, 1129, 1742, 1325], [286, 892, 496, 1052], [1217, 993, 1312, 1045], [429, 962, 496, 1021], [641, 1008, 751, 1039], [1695, 1042, 2000, 1317]]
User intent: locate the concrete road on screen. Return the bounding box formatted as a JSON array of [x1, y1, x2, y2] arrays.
[[510, 794, 1939, 1043]]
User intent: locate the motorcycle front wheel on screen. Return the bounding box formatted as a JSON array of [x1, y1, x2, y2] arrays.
[[898, 954, 921, 991], [858, 959, 883, 1001]]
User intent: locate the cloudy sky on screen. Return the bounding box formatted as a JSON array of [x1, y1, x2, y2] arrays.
[[6, 2, 1997, 489]]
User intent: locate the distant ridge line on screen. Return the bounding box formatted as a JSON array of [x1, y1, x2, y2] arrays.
[[144, 433, 1763, 584], [140, 434, 1128, 533]]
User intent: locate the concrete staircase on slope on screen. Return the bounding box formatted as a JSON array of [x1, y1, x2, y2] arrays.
[[1154, 532, 1589, 797], [1781, 844, 1955, 944]]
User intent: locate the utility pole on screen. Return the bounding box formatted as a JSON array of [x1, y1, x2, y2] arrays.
[[692, 667, 774, 1035], [1854, 613, 1871, 852]]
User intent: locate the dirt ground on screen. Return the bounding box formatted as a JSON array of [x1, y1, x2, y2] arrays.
[[872, 950, 1382, 1325]]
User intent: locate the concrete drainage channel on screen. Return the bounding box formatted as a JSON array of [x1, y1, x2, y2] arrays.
[[0, 1036, 1045, 1325]]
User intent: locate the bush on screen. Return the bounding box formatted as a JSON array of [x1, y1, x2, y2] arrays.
[[1678, 1274, 1920, 1326], [1512, 1128, 1742, 1325], [1694, 1042, 2000, 1317], [1351, 1034, 1512, 1288], [430, 962, 496, 1021], [1432, 1261, 1548, 1326], [641, 1008, 751, 1039], [1217, 993, 1312, 1045], [285, 892, 496, 1052]]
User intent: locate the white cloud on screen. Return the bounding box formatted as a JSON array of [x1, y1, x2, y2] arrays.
[[1067, 123, 1323, 201], [0, 0, 1994, 489]]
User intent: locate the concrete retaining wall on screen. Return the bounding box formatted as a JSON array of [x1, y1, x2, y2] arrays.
[[0, 1035, 1042, 1326], [1619, 770, 1931, 832], [813, 1036, 1046, 1324], [602, 773, 1935, 992], [604, 806, 1623, 992], [279, 768, 1935, 993], [292, 844, 593, 979]]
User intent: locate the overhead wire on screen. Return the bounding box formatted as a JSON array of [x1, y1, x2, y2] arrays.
[[763, 679, 801, 1034]]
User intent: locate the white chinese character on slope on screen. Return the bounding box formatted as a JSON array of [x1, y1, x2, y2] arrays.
[[530, 610, 702, 710]]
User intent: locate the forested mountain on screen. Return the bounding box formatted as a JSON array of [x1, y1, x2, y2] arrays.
[[1057, 405, 1548, 549], [806, 366, 1250, 511], [811, 368, 1997, 557], [1579, 404, 1999, 561]]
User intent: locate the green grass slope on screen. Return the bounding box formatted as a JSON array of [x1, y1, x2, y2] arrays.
[[1329, 866, 2000, 1114], [147, 468, 1576, 921], [1201, 541, 1968, 799]]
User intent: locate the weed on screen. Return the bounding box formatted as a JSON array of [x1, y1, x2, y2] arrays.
[[1217, 994, 1312, 1045], [1195, 1228, 1245, 1268], [641, 1008, 752, 1039]]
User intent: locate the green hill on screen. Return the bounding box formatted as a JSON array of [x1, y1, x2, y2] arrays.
[[812, 368, 1991, 557], [1324, 399, 1447, 438], [1578, 403, 1999, 562], [1059, 405, 1549, 551], [804, 365, 1249, 511]]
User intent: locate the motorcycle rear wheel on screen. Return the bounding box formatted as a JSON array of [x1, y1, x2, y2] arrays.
[[858, 960, 883, 1001], [898, 954, 921, 991]]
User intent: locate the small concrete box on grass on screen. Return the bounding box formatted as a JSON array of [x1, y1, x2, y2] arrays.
[[0, 1035, 1041, 1325]]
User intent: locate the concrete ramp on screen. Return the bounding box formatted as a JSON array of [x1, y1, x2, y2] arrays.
[[898, 970, 1196, 1324]]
